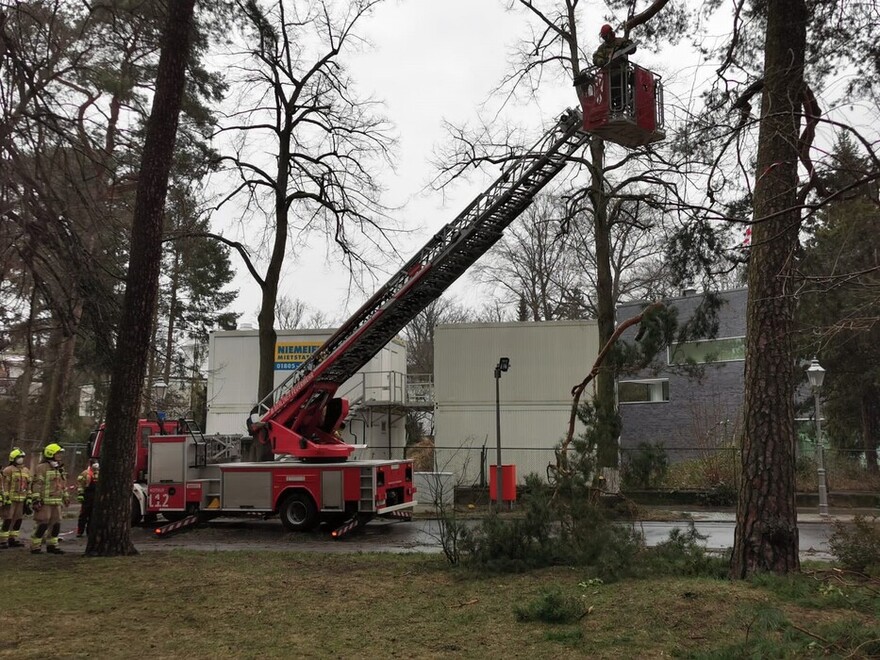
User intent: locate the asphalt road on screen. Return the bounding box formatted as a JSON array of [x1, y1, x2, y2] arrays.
[[24, 511, 839, 561]]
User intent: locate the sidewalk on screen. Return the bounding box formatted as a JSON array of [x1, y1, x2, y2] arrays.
[[650, 507, 877, 524]]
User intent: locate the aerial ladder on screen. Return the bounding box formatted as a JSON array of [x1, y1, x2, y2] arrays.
[[247, 108, 591, 461]]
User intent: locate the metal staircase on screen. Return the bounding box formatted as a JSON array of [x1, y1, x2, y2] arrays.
[[257, 108, 589, 424]]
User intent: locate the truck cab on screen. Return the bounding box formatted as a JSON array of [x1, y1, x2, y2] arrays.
[[88, 417, 204, 525]]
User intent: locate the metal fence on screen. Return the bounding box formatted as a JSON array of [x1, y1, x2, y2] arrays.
[[404, 442, 880, 495]]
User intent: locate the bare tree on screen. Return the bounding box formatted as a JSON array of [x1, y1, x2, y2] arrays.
[[474, 193, 673, 321], [472, 194, 583, 321], [404, 298, 472, 376], [272, 295, 335, 330], [568, 198, 674, 312], [214, 0, 394, 443], [273, 296, 309, 330]]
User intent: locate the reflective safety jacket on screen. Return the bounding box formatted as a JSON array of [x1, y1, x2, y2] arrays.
[[2, 465, 32, 502], [31, 462, 68, 506], [77, 467, 99, 496], [592, 37, 635, 68]]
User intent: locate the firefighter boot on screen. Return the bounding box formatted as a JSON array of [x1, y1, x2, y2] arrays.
[[46, 522, 63, 552], [8, 521, 24, 546], [31, 522, 48, 554]]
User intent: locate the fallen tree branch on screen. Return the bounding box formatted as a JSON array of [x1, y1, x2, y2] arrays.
[[555, 301, 664, 473]]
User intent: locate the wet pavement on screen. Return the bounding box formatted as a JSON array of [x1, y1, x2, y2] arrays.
[[10, 507, 860, 561]]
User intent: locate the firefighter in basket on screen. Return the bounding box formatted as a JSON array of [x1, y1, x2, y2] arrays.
[[76, 459, 100, 537], [30, 443, 69, 555], [592, 24, 636, 114], [1, 448, 32, 549]]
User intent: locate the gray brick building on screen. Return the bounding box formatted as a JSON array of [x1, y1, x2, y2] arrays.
[[616, 288, 747, 462]]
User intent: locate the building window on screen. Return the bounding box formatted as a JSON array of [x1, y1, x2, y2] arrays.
[[668, 336, 745, 365], [618, 379, 669, 403]]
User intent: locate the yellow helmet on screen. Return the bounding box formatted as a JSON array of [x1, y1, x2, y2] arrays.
[[9, 448, 25, 462], [43, 443, 64, 459]]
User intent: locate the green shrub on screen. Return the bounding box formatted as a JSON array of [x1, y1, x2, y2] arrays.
[[697, 481, 737, 507], [622, 442, 669, 489], [663, 447, 738, 491], [514, 589, 586, 624], [828, 515, 880, 575], [460, 512, 559, 573], [461, 475, 645, 578], [637, 525, 729, 578], [561, 499, 644, 580]]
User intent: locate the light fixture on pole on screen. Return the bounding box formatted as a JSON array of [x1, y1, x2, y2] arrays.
[[494, 357, 510, 511], [806, 358, 829, 517], [153, 380, 168, 420]]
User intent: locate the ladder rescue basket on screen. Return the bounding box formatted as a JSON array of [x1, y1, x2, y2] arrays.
[[575, 63, 665, 148]]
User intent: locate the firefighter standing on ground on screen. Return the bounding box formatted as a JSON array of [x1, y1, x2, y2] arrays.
[[1, 448, 32, 549], [76, 459, 99, 537], [30, 443, 69, 554]]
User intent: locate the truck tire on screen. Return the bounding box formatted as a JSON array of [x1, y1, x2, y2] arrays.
[[163, 504, 198, 523], [279, 492, 318, 532], [131, 494, 142, 526]]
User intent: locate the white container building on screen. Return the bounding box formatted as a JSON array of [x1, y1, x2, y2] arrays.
[[433, 320, 600, 486]]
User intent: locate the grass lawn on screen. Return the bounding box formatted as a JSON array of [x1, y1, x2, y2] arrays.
[[1, 550, 877, 659]]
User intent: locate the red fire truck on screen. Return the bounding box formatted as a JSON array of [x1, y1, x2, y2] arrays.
[[88, 409, 416, 536]]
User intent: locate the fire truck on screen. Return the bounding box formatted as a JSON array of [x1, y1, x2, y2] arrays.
[[91, 96, 663, 536], [88, 404, 418, 536]]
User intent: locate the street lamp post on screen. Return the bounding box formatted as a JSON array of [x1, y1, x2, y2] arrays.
[[494, 357, 510, 512], [153, 380, 168, 421], [806, 358, 829, 517]]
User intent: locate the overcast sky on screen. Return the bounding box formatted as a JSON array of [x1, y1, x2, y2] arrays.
[[214, 0, 869, 329], [218, 1, 596, 327]]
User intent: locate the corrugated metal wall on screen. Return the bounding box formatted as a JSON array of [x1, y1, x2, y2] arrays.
[[434, 321, 600, 485]]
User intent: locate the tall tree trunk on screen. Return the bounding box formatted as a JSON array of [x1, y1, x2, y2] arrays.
[[861, 386, 879, 474], [254, 274, 279, 462], [164, 250, 181, 388], [16, 287, 38, 445], [39, 306, 81, 443], [731, 0, 807, 578], [590, 139, 619, 471], [251, 126, 293, 462], [87, 0, 196, 556]]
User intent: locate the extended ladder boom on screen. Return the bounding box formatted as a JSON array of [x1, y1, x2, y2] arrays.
[[250, 108, 589, 459]]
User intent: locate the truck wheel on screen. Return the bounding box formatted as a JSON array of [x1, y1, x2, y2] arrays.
[[131, 494, 142, 526], [279, 492, 318, 532], [163, 504, 198, 523]]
